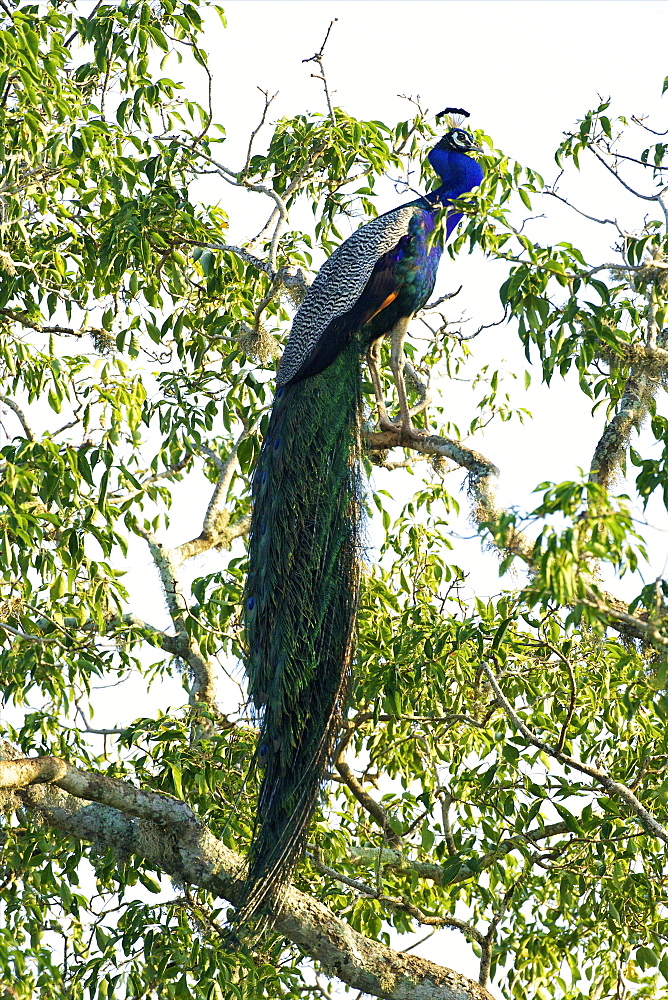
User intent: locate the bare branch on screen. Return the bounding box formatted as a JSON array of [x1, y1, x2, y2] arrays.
[[589, 147, 668, 226], [0, 394, 34, 440], [455, 307, 510, 342], [632, 115, 668, 137], [303, 20, 338, 126], [423, 287, 462, 310], [543, 188, 620, 228], [243, 89, 276, 177]]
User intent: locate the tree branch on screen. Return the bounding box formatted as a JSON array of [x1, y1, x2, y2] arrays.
[[0, 394, 34, 440], [482, 660, 668, 846], [171, 435, 250, 568], [589, 371, 653, 489], [349, 821, 571, 888], [0, 747, 495, 1000], [136, 526, 219, 714], [336, 754, 403, 847], [363, 426, 664, 646], [302, 20, 338, 127]]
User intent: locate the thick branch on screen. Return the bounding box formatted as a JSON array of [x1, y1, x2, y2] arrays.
[[590, 371, 653, 488], [0, 749, 494, 1000], [364, 428, 533, 564]]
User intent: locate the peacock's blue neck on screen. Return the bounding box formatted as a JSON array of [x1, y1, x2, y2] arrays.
[[423, 147, 484, 241]]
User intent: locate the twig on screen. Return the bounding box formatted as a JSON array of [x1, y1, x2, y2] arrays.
[[64, 0, 104, 47], [589, 147, 668, 228], [543, 189, 620, 228], [243, 89, 276, 177], [171, 431, 251, 567], [424, 287, 463, 310], [458, 307, 510, 342], [303, 20, 338, 126], [0, 395, 35, 440], [554, 648, 577, 754], [631, 115, 668, 137]]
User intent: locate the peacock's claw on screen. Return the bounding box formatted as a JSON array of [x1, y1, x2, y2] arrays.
[[377, 415, 429, 443]]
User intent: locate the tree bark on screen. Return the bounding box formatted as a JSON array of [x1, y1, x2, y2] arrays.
[[0, 749, 494, 1000]]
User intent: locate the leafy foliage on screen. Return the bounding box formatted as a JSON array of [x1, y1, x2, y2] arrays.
[[0, 3, 667, 1000]]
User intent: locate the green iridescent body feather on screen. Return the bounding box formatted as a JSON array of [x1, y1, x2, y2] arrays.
[[243, 341, 364, 915]]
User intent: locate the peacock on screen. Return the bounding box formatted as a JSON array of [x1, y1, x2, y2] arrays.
[[240, 110, 484, 922]]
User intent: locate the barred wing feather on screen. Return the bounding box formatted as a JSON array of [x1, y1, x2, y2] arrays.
[[277, 205, 416, 385]]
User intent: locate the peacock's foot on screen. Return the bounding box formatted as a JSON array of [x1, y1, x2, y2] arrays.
[[378, 415, 400, 433], [378, 416, 430, 443], [399, 423, 430, 445]]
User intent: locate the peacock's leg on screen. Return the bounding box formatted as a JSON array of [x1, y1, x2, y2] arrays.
[[367, 337, 394, 431], [389, 316, 427, 439]]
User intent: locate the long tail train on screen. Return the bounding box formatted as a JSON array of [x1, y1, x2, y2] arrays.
[[240, 338, 364, 919]]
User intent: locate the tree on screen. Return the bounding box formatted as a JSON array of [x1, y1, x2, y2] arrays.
[[0, 3, 667, 998]]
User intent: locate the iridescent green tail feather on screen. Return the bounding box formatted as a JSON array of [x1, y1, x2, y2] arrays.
[[240, 339, 364, 920]]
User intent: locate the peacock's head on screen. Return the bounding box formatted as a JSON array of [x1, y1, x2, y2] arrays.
[[437, 127, 482, 153], [428, 108, 484, 194], [432, 107, 482, 155]]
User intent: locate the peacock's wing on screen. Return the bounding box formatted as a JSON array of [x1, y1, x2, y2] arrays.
[[277, 205, 418, 385]]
